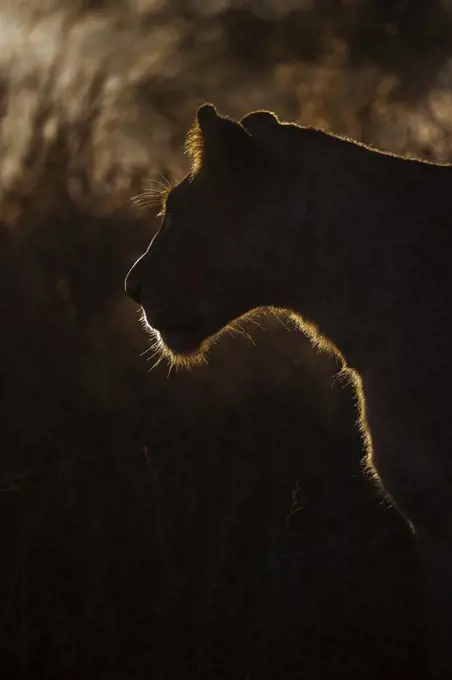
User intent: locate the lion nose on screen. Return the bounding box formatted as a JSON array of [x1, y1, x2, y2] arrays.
[[125, 260, 143, 305]]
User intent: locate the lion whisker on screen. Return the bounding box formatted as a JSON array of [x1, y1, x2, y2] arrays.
[[145, 348, 161, 362], [148, 355, 165, 372]]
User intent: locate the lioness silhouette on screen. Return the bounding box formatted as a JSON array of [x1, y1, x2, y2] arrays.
[[125, 104, 452, 678]]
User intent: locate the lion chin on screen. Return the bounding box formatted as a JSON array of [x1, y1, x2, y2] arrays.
[[157, 327, 206, 355], [139, 311, 213, 369], [157, 328, 215, 370], [141, 306, 243, 369]]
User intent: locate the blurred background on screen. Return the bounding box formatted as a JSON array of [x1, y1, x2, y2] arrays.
[[2, 1, 452, 678]]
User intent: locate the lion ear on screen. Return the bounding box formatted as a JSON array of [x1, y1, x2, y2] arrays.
[[240, 110, 280, 137], [195, 103, 257, 172], [240, 111, 286, 156], [197, 103, 219, 130]]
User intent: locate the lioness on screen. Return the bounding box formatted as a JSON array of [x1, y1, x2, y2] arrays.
[[125, 104, 452, 678]]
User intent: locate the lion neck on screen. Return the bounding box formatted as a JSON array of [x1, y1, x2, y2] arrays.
[[274, 143, 452, 375]]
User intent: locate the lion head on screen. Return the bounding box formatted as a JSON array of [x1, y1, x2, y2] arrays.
[[125, 104, 337, 367]]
